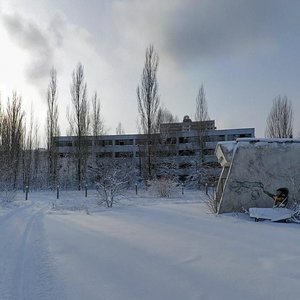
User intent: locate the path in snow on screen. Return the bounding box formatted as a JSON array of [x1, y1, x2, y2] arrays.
[[0, 201, 65, 300]]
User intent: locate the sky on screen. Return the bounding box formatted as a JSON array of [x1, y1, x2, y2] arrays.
[[0, 0, 300, 140]]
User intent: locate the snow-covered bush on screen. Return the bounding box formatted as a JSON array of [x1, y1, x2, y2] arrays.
[[89, 158, 134, 208], [0, 189, 17, 205], [150, 177, 178, 198], [0, 175, 17, 205], [203, 186, 218, 213]]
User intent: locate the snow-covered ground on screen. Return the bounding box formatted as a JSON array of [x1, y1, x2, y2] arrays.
[[1, 189, 300, 300]]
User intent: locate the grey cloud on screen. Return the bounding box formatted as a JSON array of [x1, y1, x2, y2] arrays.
[[48, 13, 67, 47], [1, 12, 57, 85], [156, 0, 300, 63]]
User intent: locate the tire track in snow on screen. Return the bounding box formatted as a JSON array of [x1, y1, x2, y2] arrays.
[[0, 202, 33, 225], [12, 207, 43, 300], [0, 203, 65, 300], [0, 204, 33, 300]]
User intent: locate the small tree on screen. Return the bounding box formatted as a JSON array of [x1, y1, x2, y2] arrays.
[[90, 158, 134, 207], [204, 189, 218, 213], [150, 177, 178, 198], [155, 106, 178, 133], [265, 95, 293, 138], [116, 122, 125, 135]]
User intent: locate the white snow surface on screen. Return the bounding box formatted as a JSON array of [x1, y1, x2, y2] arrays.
[[1, 189, 300, 300]]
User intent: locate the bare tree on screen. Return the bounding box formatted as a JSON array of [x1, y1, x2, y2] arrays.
[[0, 92, 24, 189], [90, 91, 104, 167], [89, 158, 134, 207], [155, 106, 178, 132], [22, 106, 34, 190], [265, 95, 293, 138], [116, 122, 125, 135], [67, 63, 90, 189], [32, 123, 45, 189], [137, 44, 160, 177], [23, 108, 45, 190], [46, 68, 60, 187], [154, 107, 178, 178], [91, 91, 104, 137], [194, 84, 211, 186], [194, 84, 209, 122], [137, 45, 160, 135]]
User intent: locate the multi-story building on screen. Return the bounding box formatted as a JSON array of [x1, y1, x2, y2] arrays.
[[54, 116, 254, 183]]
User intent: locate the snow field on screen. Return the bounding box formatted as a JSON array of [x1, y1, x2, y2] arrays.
[[1, 190, 300, 300]]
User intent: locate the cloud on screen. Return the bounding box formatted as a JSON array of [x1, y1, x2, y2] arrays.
[[2, 13, 53, 82], [1, 11, 69, 90], [161, 0, 274, 61], [111, 0, 300, 65]]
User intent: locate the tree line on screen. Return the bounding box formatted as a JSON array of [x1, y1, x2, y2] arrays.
[[0, 44, 296, 194]]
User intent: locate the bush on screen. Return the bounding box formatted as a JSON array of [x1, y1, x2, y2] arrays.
[[150, 178, 178, 198]]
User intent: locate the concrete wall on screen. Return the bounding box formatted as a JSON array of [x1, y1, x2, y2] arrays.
[[217, 139, 300, 213]]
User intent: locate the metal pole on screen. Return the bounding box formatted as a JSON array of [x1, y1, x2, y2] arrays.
[[25, 186, 29, 200]]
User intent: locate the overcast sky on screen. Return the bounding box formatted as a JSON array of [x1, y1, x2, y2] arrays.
[[0, 0, 299, 139]]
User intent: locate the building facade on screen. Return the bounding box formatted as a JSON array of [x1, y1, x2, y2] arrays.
[[54, 116, 254, 184]]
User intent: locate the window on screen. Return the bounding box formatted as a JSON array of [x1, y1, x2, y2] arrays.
[[97, 152, 113, 158], [179, 150, 195, 156], [182, 124, 191, 132], [217, 135, 225, 141], [203, 149, 215, 155], [179, 163, 193, 169], [136, 139, 147, 145], [179, 137, 189, 144], [115, 152, 133, 158], [165, 137, 177, 144], [97, 140, 113, 147], [115, 139, 134, 146], [55, 141, 73, 147]]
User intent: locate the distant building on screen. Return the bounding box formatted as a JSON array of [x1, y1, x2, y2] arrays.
[[54, 117, 254, 183]]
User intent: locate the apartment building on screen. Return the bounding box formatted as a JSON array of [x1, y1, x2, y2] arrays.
[[54, 116, 254, 182]]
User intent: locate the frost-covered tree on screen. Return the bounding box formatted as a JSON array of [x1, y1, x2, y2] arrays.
[[155, 106, 178, 133], [91, 91, 104, 137], [46, 68, 60, 187], [0, 92, 24, 189], [22, 106, 34, 190], [265, 95, 293, 138], [137, 44, 160, 135], [194, 84, 211, 186], [149, 177, 179, 198], [89, 158, 135, 207], [67, 63, 90, 189], [194, 84, 209, 122], [116, 122, 125, 135], [137, 44, 160, 178]]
